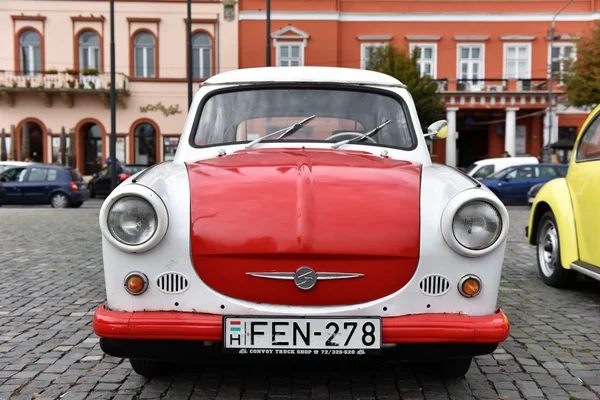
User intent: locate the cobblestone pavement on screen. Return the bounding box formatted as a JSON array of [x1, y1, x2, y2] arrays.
[[0, 205, 599, 400]]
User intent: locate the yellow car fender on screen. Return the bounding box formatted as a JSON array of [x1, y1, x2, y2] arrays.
[[527, 177, 579, 269]]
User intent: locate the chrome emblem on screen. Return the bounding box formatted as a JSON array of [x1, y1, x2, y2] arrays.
[[294, 266, 318, 290], [246, 267, 363, 291]]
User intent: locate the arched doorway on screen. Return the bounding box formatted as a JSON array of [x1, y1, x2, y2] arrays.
[[133, 122, 157, 165], [18, 120, 46, 162], [83, 124, 103, 175]]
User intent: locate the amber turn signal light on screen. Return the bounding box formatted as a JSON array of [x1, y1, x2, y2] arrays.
[[458, 275, 481, 298], [124, 272, 148, 295]]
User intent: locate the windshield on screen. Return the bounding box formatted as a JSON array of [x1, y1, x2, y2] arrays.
[[192, 88, 415, 150], [464, 163, 479, 174]]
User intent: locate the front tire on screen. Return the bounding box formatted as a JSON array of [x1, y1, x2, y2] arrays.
[[536, 211, 577, 287], [129, 359, 171, 377], [50, 193, 71, 209]]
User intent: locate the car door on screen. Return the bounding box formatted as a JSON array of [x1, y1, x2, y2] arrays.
[[0, 167, 28, 204], [21, 167, 51, 204], [567, 112, 600, 267], [95, 167, 112, 195], [500, 166, 536, 202]]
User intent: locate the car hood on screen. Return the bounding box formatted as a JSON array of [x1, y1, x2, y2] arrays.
[[185, 148, 422, 306]]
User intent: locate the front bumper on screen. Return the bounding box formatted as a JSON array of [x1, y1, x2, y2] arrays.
[[93, 306, 509, 360]]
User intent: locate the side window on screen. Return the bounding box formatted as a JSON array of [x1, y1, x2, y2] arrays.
[[46, 169, 58, 182], [473, 165, 494, 179], [0, 167, 26, 182], [98, 168, 109, 178], [556, 166, 569, 176], [504, 168, 518, 180], [27, 167, 48, 182], [576, 115, 600, 162], [538, 166, 558, 178], [515, 166, 535, 179]]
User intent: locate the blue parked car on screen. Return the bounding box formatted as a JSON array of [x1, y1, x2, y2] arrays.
[[480, 163, 569, 204], [0, 163, 90, 208]]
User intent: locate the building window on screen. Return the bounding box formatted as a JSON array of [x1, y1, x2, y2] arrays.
[[134, 123, 156, 165], [516, 125, 526, 155], [409, 43, 436, 78], [361, 43, 386, 70], [277, 43, 303, 67], [20, 29, 41, 75], [457, 44, 484, 90], [163, 136, 180, 161], [79, 31, 100, 70], [551, 43, 576, 85], [192, 32, 212, 79], [133, 32, 156, 78], [504, 43, 531, 79], [116, 137, 126, 164]]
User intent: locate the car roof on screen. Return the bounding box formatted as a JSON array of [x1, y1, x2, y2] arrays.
[[202, 67, 405, 87]]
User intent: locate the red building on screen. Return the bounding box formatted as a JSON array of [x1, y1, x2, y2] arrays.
[[238, 0, 597, 167]]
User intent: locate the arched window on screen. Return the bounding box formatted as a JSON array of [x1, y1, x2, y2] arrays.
[[79, 31, 100, 70], [133, 32, 156, 78], [20, 30, 41, 75], [134, 123, 156, 165], [192, 32, 212, 79]]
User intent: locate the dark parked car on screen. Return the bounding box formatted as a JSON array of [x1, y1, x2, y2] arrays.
[[0, 164, 90, 208], [88, 164, 147, 197], [480, 163, 568, 204]]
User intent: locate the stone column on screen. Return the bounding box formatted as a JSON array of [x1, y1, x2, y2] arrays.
[[445, 107, 459, 167], [505, 107, 519, 157]]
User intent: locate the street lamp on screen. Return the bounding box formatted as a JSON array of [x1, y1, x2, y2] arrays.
[[546, 0, 573, 163]]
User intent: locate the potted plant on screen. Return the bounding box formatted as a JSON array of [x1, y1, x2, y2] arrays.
[[25, 80, 31, 88], [82, 68, 99, 76], [88, 81, 96, 89], [45, 69, 58, 75], [65, 68, 79, 76], [67, 80, 76, 89], [78, 82, 85, 89], [12, 81, 17, 88]]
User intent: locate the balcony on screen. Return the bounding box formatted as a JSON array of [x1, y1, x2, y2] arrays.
[[438, 78, 553, 93], [0, 70, 130, 108]]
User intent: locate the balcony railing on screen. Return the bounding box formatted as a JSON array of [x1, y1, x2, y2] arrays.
[[442, 78, 553, 93], [0, 70, 129, 91], [0, 71, 129, 108]]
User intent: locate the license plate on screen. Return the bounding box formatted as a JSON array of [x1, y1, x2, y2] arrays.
[[223, 316, 382, 355]]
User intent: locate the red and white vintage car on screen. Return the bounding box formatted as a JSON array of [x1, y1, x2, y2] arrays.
[[93, 67, 510, 378]]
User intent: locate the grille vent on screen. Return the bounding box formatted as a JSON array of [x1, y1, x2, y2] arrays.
[[419, 274, 451, 296], [156, 272, 190, 294]]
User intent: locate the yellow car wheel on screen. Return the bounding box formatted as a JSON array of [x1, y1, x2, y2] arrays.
[[536, 211, 578, 287]]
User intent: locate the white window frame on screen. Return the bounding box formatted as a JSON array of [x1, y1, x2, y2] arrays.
[[549, 42, 577, 86], [456, 43, 485, 91], [503, 42, 532, 79], [275, 42, 305, 67], [360, 42, 386, 70], [409, 43, 437, 79]]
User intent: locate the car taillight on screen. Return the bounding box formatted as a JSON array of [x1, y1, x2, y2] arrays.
[[70, 181, 78, 192], [119, 173, 131, 182]]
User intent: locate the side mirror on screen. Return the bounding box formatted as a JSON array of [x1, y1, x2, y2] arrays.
[[503, 175, 513, 181], [92, 173, 97, 178], [424, 120, 448, 140]]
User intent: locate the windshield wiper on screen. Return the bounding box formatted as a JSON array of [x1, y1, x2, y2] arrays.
[[331, 120, 391, 149], [246, 115, 316, 149]]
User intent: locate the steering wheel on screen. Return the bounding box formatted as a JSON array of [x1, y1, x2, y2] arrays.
[[324, 132, 378, 144]]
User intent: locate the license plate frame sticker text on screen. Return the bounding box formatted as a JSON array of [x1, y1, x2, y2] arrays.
[[223, 316, 382, 355]]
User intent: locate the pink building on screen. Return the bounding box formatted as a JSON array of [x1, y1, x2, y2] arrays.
[[0, 0, 238, 176]]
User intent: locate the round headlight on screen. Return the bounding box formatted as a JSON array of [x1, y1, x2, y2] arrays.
[[452, 201, 502, 250], [107, 196, 157, 245]]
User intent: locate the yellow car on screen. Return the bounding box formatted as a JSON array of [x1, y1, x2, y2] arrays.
[[527, 104, 600, 287]]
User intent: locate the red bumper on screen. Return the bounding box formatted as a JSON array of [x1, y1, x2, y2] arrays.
[[93, 306, 509, 344]]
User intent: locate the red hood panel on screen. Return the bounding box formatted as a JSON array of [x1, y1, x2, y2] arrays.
[[188, 148, 421, 306]]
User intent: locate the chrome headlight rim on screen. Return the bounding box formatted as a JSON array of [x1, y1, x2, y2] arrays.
[[99, 184, 169, 253], [440, 189, 509, 257]]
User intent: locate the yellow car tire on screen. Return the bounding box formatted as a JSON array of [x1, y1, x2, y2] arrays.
[[536, 211, 578, 287]]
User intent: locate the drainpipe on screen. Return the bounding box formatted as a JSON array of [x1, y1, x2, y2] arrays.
[[547, 0, 572, 162]]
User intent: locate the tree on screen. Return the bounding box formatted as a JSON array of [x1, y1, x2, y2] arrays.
[[367, 44, 445, 130], [564, 22, 600, 108], [0, 128, 6, 161], [21, 121, 30, 160]]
